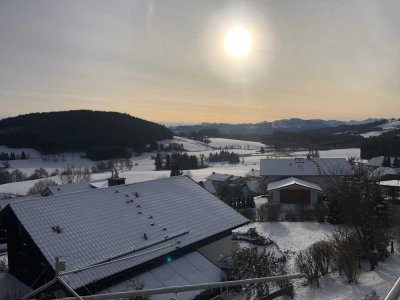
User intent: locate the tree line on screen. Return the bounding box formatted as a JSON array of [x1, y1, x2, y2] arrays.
[[0, 110, 172, 160], [209, 150, 240, 164], [154, 153, 206, 171], [361, 134, 400, 159], [0, 151, 29, 161]]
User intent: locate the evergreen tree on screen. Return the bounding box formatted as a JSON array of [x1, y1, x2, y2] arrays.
[[21, 151, 27, 160], [9, 152, 16, 160], [165, 155, 171, 170], [260, 147, 265, 154], [393, 157, 400, 168], [154, 153, 163, 170], [381, 156, 389, 167], [170, 164, 183, 177], [248, 196, 256, 208]]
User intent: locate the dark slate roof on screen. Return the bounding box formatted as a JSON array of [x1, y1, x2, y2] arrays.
[[7, 176, 248, 289], [260, 158, 352, 176]]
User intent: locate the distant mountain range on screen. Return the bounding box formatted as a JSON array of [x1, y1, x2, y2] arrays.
[[171, 118, 385, 135]]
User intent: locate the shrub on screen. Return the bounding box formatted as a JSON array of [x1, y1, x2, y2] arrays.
[[231, 248, 288, 297], [257, 202, 281, 221], [284, 208, 297, 221], [295, 203, 313, 221], [295, 240, 334, 287], [313, 201, 328, 223], [329, 229, 361, 283]]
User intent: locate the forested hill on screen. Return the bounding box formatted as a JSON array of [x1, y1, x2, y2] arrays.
[[0, 110, 172, 160]]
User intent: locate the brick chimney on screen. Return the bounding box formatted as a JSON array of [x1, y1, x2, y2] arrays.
[[107, 168, 126, 186]]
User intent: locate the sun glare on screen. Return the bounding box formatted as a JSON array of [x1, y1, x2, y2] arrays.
[[224, 26, 252, 59]]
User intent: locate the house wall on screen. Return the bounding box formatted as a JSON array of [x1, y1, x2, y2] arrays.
[[269, 186, 320, 205], [3, 208, 54, 289]]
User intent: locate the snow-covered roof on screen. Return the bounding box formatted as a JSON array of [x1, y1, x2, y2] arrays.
[[0, 272, 32, 299], [205, 173, 233, 182], [0, 194, 42, 211], [203, 180, 217, 194], [246, 181, 264, 194], [379, 180, 400, 188], [267, 177, 323, 192], [368, 156, 396, 168], [370, 167, 399, 178], [260, 158, 351, 176], [245, 169, 261, 178], [6, 176, 247, 289], [47, 181, 97, 195], [99, 251, 222, 300], [230, 175, 242, 182]]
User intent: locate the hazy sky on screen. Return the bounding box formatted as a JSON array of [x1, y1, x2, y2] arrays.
[[0, 0, 399, 124]]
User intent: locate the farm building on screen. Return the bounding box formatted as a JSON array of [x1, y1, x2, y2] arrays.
[[260, 157, 351, 204], [0, 176, 248, 298]]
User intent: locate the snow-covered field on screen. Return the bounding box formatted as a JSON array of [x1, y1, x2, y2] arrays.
[[292, 148, 360, 159], [234, 222, 400, 300], [0, 136, 362, 195], [207, 138, 268, 150]]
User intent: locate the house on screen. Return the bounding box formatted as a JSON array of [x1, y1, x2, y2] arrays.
[[245, 169, 261, 179], [371, 167, 400, 181], [267, 177, 323, 205], [260, 157, 351, 204], [0, 176, 248, 298], [367, 156, 396, 169]]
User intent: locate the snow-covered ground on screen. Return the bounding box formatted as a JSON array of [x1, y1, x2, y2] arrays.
[[234, 222, 400, 300], [207, 138, 268, 150], [292, 148, 360, 159], [0, 136, 362, 196], [158, 136, 210, 152]]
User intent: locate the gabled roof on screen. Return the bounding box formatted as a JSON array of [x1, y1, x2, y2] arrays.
[[371, 167, 399, 178], [7, 176, 247, 289], [245, 169, 261, 178], [202, 180, 217, 194], [47, 181, 100, 196], [0, 194, 42, 211], [267, 177, 323, 192], [260, 158, 351, 176], [205, 173, 233, 182], [246, 181, 264, 194], [367, 156, 396, 168]]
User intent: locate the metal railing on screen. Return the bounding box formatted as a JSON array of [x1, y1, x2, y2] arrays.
[[56, 274, 305, 300], [385, 276, 400, 300]]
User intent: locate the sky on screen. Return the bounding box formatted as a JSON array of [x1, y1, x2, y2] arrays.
[[0, 0, 399, 124]]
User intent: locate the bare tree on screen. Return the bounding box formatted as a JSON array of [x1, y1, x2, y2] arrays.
[[27, 179, 57, 195], [60, 166, 91, 184]]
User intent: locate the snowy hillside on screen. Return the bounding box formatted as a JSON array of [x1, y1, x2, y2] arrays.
[[360, 119, 400, 138], [158, 136, 210, 151]]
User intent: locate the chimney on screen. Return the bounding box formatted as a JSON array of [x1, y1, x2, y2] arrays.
[[108, 168, 126, 186]]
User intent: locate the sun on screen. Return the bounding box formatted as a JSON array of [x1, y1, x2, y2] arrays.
[[224, 26, 252, 59]]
